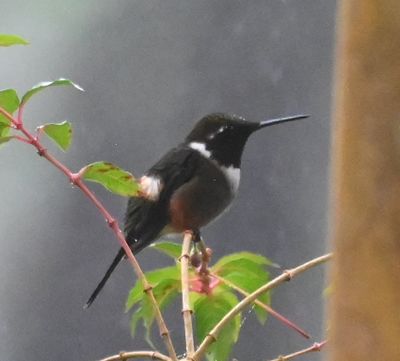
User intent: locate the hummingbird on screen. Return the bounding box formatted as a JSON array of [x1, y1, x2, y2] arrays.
[[84, 113, 308, 308]]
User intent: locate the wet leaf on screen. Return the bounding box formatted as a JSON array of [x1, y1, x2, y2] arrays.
[[0, 34, 29, 47], [194, 291, 241, 361], [212, 252, 275, 272], [0, 89, 20, 132], [81, 161, 139, 197], [39, 121, 72, 151], [149, 241, 182, 259], [126, 266, 180, 311], [0, 136, 12, 145], [127, 266, 181, 343], [212, 252, 273, 324], [21, 78, 83, 105]]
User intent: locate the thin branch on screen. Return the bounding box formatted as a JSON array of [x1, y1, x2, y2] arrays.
[[180, 231, 195, 357], [1, 107, 178, 361], [193, 253, 332, 361], [12, 135, 31, 144], [98, 350, 171, 361], [268, 340, 327, 361], [213, 274, 310, 339]]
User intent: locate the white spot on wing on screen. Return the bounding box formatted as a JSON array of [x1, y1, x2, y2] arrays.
[[220, 165, 240, 194], [139, 175, 163, 201], [189, 142, 211, 158]]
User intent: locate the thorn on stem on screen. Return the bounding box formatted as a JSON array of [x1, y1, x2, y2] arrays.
[[283, 269, 294, 281], [36, 147, 47, 157], [181, 308, 193, 315], [107, 218, 117, 228]]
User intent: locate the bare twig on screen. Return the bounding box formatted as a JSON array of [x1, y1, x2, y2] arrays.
[[180, 231, 195, 357], [99, 350, 171, 361], [0, 107, 178, 361], [193, 253, 332, 361], [213, 274, 310, 339], [268, 340, 327, 361]]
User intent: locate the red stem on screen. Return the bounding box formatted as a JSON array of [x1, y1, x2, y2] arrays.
[[0, 105, 177, 360]]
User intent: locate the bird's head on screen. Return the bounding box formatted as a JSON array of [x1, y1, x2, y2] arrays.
[[185, 113, 308, 167]]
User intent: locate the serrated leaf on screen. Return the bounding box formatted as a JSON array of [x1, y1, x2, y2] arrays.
[[212, 252, 273, 325], [40, 121, 72, 151], [194, 291, 241, 361], [0, 34, 29, 47], [21, 78, 84, 105], [149, 241, 182, 259], [212, 252, 274, 272], [126, 266, 180, 311], [219, 271, 270, 324], [81, 161, 139, 197], [0, 89, 20, 129], [128, 266, 181, 343]]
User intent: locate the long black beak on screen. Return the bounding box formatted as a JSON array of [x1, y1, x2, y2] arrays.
[[258, 114, 309, 129]]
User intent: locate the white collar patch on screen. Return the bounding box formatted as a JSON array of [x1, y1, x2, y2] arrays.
[[189, 142, 211, 158]]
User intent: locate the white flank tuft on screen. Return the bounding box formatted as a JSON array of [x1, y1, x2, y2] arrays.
[[139, 175, 163, 201]]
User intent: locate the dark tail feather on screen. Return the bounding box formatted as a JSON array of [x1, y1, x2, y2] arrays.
[[84, 248, 125, 308]]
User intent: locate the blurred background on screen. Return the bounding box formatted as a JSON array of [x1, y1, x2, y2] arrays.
[[0, 1, 336, 360]]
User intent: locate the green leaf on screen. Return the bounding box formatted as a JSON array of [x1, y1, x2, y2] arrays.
[[212, 252, 273, 325], [0, 34, 29, 47], [0, 124, 10, 139], [194, 291, 241, 361], [81, 161, 139, 197], [126, 266, 180, 311], [149, 241, 182, 259], [0, 136, 12, 145], [212, 252, 275, 272], [39, 121, 72, 151], [220, 271, 271, 324], [127, 266, 181, 343], [21, 78, 84, 105], [0, 89, 20, 130]]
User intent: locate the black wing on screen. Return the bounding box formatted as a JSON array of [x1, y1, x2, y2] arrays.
[[85, 145, 200, 307], [124, 145, 201, 247]]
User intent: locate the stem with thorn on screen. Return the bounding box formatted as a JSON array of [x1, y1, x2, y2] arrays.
[[180, 231, 195, 357], [193, 253, 332, 361], [0, 106, 178, 361], [268, 340, 327, 361], [213, 274, 310, 339]]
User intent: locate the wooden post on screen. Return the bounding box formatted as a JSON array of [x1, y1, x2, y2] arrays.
[[329, 1, 400, 360]]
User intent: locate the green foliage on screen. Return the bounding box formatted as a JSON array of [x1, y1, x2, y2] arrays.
[[194, 291, 241, 361], [0, 89, 20, 138], [149, 241, 182, 259], [21, 78, 83, 106], [0, 135, 12, 145], [0, 34, 29, 47], [127, 241, 273, 361], [81, 161, 139, 197], [39, 121, 72, 151], [126, 266, 181, 342]]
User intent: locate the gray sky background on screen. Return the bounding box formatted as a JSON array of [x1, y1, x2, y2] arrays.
[[0, 1, 336, 360]]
